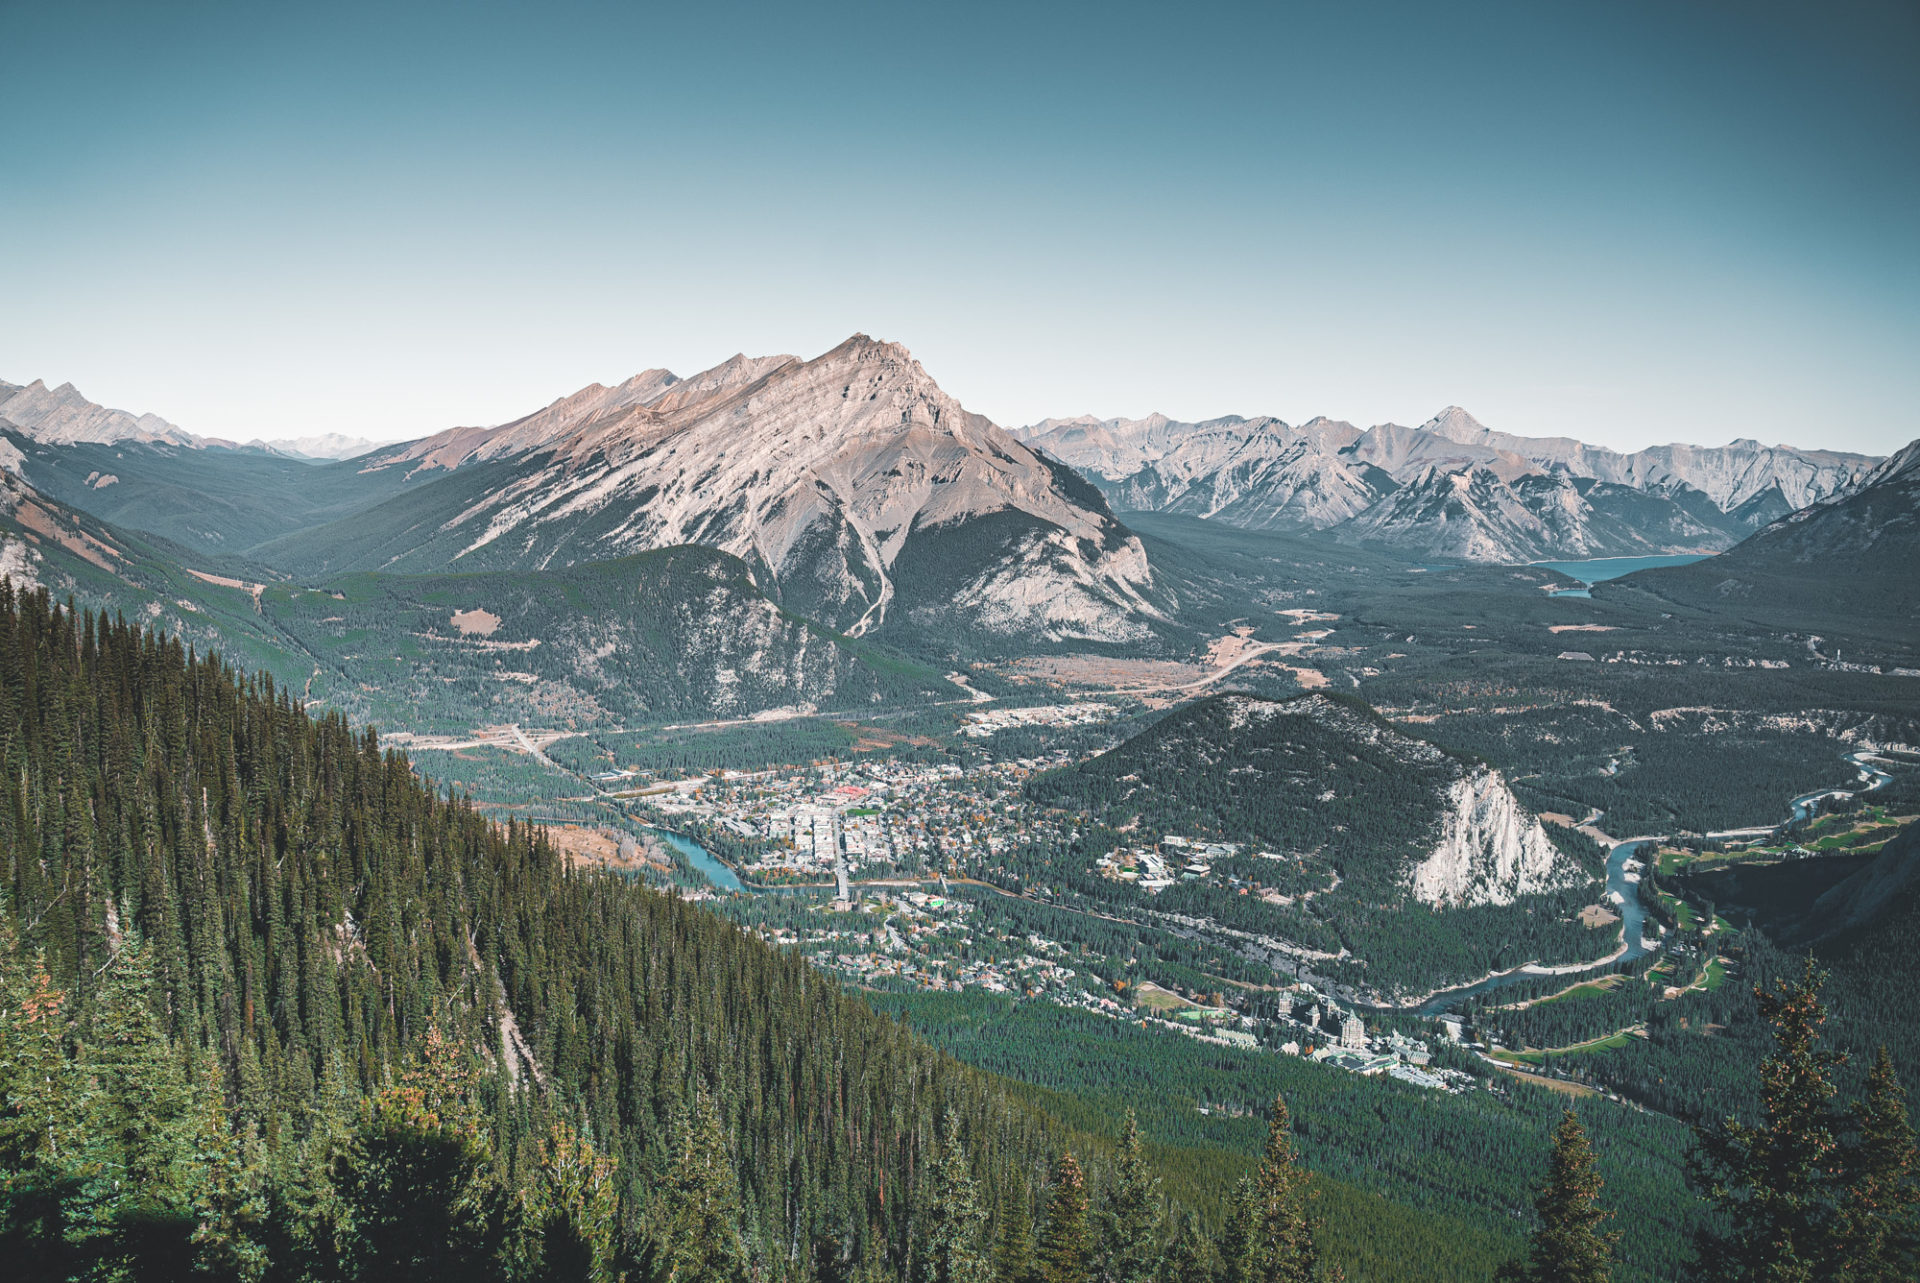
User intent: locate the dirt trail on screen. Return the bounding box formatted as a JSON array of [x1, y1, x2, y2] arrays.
[[187, 569, 266, 614]]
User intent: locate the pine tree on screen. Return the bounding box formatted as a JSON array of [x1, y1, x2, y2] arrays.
[[1497, 1110, 1617, 1283], [77, 938, 211, 1278], [1691, 958, 1847, 1282], [992, 1175, 1036, 1283], [523, 1120, 619, 1283], [332, 1025, 511, 1281], [1035, 1153, 1093, 1283], [1097, 1111, 1159, 1283], [0, 951, 95, 1278], [639, 1090, 751, 1283], [1247, 1094, 1319, 1283], [187, 1060, 270, 1282], [1833, 1047, 1920, 1283], [1154, 1210, 1215, 1283], [920, 1114, 992, 1283], [1217, 1176, 1256, 1283]]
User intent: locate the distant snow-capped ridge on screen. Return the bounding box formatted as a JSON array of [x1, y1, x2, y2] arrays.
[[1019, 407, 1882, 563], [244, 434, 379, 461]]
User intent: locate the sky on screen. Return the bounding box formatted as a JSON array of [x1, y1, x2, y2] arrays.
[[3, 0, 1916, 454]]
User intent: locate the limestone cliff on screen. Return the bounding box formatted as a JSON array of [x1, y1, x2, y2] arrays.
[[1410, 767, 1586, 908]]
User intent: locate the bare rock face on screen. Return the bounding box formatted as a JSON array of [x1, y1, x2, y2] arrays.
[[0, 380, 199, 447], [1021, 403, 1882, 561], [371, 357, 792, 473], [1411, 767, 1584, 908], [351, 335, 1162, 639]]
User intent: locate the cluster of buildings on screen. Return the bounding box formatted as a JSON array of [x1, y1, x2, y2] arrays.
[[1269, 987, 1475, 1093], [762, 893, 1123, 1003], [638, 753, 1092, 883], [1096, 836, 1245, 890], [634, 736, 1488, 1096]]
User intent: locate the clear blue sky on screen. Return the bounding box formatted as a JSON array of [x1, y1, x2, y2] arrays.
[[3, 0, 1915, 453]]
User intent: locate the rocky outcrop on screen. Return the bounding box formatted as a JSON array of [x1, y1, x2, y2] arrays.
[[0, 379, 200, 447], [1410, 767, 1585, 908]]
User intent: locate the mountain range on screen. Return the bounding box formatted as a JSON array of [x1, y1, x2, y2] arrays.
[[266, 335, 1169, 646], [1019, 408, 1881, 563], [0, 377, 199, 447], [1600, 437, 1920, 651], [3, 341, 1914, 729], [0, 338, 1187, 728], [0, 377, 376, 460]]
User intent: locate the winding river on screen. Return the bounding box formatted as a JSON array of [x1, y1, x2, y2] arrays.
[[1403, 750, 1897, 1015], [649, 827, 822, 896], [651, 750, 1898, 1017]]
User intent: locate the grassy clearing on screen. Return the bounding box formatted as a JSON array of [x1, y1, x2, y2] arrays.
[[1501, 976, 1622, 1012], [1487, 1062, 1600, 1099], [1495, 1028, 1644, 1067], [1702, 957, 1728, 991], [1131, 981, 1200, 1013]]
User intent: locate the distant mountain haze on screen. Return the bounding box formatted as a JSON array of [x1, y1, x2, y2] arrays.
[[243, 433, 379, 460], [5, 345, 1889, 580], [1021, 407, 1881, 563]]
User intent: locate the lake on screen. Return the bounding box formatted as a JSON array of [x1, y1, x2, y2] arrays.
[[1533, 553, 1713, 597]]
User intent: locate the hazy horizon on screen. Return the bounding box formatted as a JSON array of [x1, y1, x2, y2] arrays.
[[4, 0, 1915, 454], [0, 333, 1901, 459]]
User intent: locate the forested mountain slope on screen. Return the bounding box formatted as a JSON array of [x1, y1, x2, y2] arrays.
[[0, 464, 298, 678], [265, 547, 957, 730], [1027, 693, 1611, 998], [0, 454, 959, 732], [0, 586, 1091, 1277], [2, 427, 429, 555]]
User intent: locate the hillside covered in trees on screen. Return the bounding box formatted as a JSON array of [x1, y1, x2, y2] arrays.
[[1024, 692, 1612, 996], [0, 585, 1378, 1281], [0, 584, 1092, 1277]]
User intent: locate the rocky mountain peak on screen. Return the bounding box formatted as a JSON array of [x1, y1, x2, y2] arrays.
[[644, 353, 795, 415], [1420, 406, 1489, 440], [1866, 438, 1920, 485], [330, 335, 1163, 642], [0, 378, 199, 447]]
